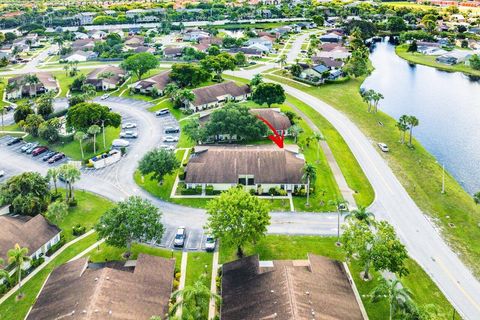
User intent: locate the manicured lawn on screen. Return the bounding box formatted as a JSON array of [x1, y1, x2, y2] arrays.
[[148, 99, 187, 121], [396, 45, 480, 77], [52, 69, 95, 97], [185, 252, 213, 287], [88, 242, 182, 269], [52, 189, 114, 242], [0, 232, 98, 320], [262, 74, 480, 277], [219, 235, 453, 319], [25, 126, 121, 161]]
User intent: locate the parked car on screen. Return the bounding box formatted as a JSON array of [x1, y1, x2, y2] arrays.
[[48, 153, 65, 164], [173, 227, 186, 247], [159, 144, 175, 151], [205, 235, 216, 252], [120, 131, 138, 139], [122, 122, 137, 129], [164, 127, 180, 134], [32, 146, 48, 156], [21, 142, 36, 152], [7, 137, 22, 146], [112, 139, 130, 148], [26, 144, 39, 154], [100, 93, 109, 100], [377, 143, 389, 153], [0, 170, 4, 178], [42, 151, 57, 161], [163, 136, 179, 143], [155, 108, 170, 116]]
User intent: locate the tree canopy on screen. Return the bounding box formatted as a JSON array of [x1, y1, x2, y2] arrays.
[[121, 52, 159, 80], [252, 83, 286, 108], [138, 148, 180, 183], [170, 63, 211, 88], [66, 102, 121, 132]]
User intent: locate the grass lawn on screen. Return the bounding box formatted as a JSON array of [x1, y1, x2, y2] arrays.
[[185, 252, 213, 287], [51, 189, 114, 242], [52, 69, 95, 97], [25, 126, 120, 161], [219, 235, 453, 319], [396, 45, 480, 77], [0, 232, 98, 320], [262, 74, 480, 277], [148, 99, 187, 121], [88, 242, 182, 269]]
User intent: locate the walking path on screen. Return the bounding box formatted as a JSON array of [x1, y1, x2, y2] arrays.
[[208, 251, 219, 320], [176, 251, 188, 318], [69, 239, 105, 262], [287, 102, 357, 208], [0, 230, 95, 305]]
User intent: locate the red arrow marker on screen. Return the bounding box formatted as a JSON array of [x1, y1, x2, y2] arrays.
[[256, 115, 284, 149]]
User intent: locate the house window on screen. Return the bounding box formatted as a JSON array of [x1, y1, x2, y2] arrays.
[[238, 177, 246, 185], [247, 177, 255, 186], [239, 175, 255, 186]]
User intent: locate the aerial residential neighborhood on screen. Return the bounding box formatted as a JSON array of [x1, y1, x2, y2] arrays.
[[0, 0, 479, 320]]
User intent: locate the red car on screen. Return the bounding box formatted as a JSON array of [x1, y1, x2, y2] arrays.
[[48, 153, 65, 164], [32, 146, 48, 156]]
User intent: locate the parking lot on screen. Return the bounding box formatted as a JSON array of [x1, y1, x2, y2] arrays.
[[147, 225, 209, 252]]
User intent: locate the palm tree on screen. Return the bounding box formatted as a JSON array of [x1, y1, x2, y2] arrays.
[[290, 124, 303, 143], [46, 201, 69, 223], [396, 115, 409, 144], [344, 206, 375, 225], [74, 131, 87, 159], [372, 92, 384, 113], [370, 278, 412, 320], [163, 83, 179, 101], [0, 105, 5, 131], [361, 89, 374, 113], [8, 244, 31, 298], [407, 115, 419, 146], [302, 163, 317, 207], [278, 54, 287, 68], [313, 132, 324, 163], [176, 89, 195, 109], [63, 64, 70, 76], [329, 198, 348, 245], [170, 276, 221, 319], [59, 164, 81, 202], [47, 167, 60, 195], [88, 125, 101, 154]]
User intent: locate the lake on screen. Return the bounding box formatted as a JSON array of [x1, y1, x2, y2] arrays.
[[362, 40, 480, 194]]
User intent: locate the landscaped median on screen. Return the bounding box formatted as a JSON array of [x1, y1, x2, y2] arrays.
[[219, 235, 455, 320], [261, 72, 480, 278], [395, 44, 480, 77]]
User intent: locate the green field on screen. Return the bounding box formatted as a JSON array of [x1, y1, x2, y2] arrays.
[[262, 74, 480, 278], [396, 45, 480, 77], [219, 235, 453, 319], [185, 252, 213, 287]]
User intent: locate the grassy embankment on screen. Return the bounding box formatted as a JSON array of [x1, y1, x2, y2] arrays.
[[396, 44, 480, 77], [219, 235, 454, 320], [262, 72, 480, 278]]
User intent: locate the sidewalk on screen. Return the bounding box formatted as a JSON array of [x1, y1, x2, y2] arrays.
[[208, 251, 219, 320]]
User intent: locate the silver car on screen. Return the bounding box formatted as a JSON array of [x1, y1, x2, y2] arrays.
[[21, 142, 36, 152], [173, 227, 186, 247]]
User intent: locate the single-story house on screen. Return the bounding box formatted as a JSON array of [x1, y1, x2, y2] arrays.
[[188, 81, 251, 111], [315, 49, 351, 60], [436, 50, 473, 65], [133, 45, 155, 54], [89, 30, 107, 39], [246, 36, 274, 51], [185, 145, 305, 192], [199, 37, 223, 46], [6, 72, 58, 100], [124, 35, 145, 47], [132, 70, 171, 95], [320, 32, 343, 43], [250, 108, 291, 135], [246, 43, 270, 53], [73, 32, 89, 40], [26, 254, 175, 320], [71, 38, 98, 51], [163, 46, 184, 58], [319, 43, 347, 52], [221, 254, 365, 320], [63, 50, 98, 62], [312, 56, 344, 68], [301, 64, 329, 80], [0, 214, 61, 269], [85, 65, 125, 91], [183, 30, 210, 42], [228, 47, 264, 57]]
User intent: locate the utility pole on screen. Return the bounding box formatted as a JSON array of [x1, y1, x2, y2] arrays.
[[101, 120, 106, 149]]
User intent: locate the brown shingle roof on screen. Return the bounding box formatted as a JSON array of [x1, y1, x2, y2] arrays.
[[0, 215, 60, 262], [221, 254, 364, 320], [191, 81, 250, 107], [134, 70, 171, 91], [250, 108, 291, 131], [185, 145, 305, 184], [86, 65, 125, 85], [27, 254, 175, 320]]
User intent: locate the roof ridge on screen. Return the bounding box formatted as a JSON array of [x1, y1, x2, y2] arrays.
[[284, 266, 298, 319], [85, 269, 108, 317]]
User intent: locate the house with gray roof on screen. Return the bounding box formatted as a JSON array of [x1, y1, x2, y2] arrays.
[[132, 70, 171, 96], [86, 65, 126, 91], [6, 72, 58, 100], [188, 81, 250, 111]]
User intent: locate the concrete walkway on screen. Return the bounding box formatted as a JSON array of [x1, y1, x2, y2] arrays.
[[287, 102, 357, 208], [0, 229, 95, 305], [68, 239, 105, 262], [176, 251, 188, 318], [208, 251, 219, 320]]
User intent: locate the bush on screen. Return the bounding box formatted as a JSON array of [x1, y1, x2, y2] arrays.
[[205, 185, 221, 195], [30, 257, 45, 268], [173, 279, 179, 290], [46, 235, 65, 256], [249, 188, 256, 195], [175, 272, 181, 281], [68, 199, 78, 207], [72, 224, 86, 236], [180, 186, 202, 195]]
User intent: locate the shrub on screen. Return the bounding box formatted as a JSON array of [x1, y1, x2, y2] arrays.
[[175, 272, 181, 281], [205, 185, 221, 195], [72, 224, 86, 236], [173, 279, 179, 290], [68, 199, 78, 207], [46, 235, 65, 256], [249, 188, 256, 195], [30, 257, 45, 268], [180, 186, 202, 195]]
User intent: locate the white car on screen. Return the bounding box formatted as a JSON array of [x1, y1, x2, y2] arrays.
[[0, 170, 5, 178], [159, 144, 175, 151], [205, 235, 216, 252], [122, 122, 137, 129], [112, 139, 130, 147], [174, 227, 186, 247], [377, 142, 389, 153], [120, 131, 138, 139], [163, 136, 179, 143], [21, 142, 35, 152], [100, 94, 110, 100]]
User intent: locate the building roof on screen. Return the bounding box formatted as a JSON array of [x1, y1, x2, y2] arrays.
[[185, 145, 305, 185], [312, 64, 330, 74], [7, 72, 58, 92], [250, 108, 291, 131], [163, 46, 184, 55], [319, 43, 347, 52], [0, 215, 60, 262], [221, 254, 364, 320], [71, 38, 98, 49], [86, 65, 125, 85], [191, 81, 250, 107], [312, 56, 344, 68], [134, 70, 171, 91], [27, 254, 175, 320]]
